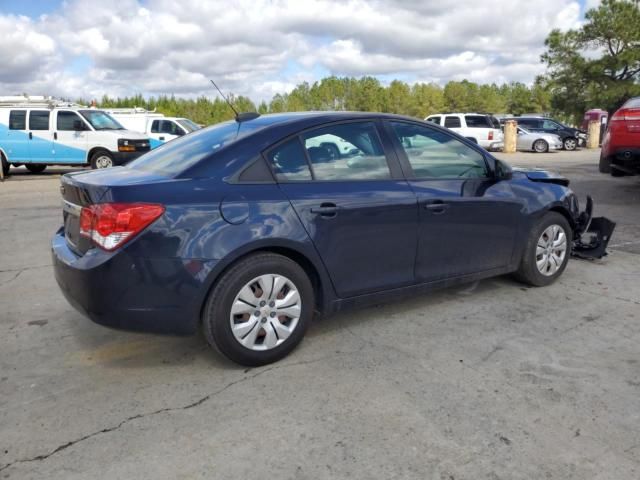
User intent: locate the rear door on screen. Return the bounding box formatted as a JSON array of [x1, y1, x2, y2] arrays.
[[266, 120, 419, 298], [384, 120, 522, 282], [54, 111, 89, 164], [27, 110, 53, 164], [5, 110, 30, 162]]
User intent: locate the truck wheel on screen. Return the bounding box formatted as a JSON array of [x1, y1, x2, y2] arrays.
[[90, 151, 114, 169], [202, 252, 314, 366], [598, 154, 611, 173], [513, 212, 572, 287], [25, 164, 47, 174], [1, 154, 9, 177]]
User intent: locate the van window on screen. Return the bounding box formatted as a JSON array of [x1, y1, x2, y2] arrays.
[[444, 116, 461, 128], [9, 110, 26, 130], [150, 120, 161, 133], [29, 111, 50, 130], [57, 111, 84, 131]]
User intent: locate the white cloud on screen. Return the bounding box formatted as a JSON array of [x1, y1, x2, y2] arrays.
[[0, 0, 585, 101]]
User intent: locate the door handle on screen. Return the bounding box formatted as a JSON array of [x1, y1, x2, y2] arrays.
[[159, 136, 165, 141], [29, 132, 33, 140], [425, 200, 449, 214], [310, 203, 338, 217]]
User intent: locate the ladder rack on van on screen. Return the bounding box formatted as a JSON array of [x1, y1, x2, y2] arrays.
[[0, 95, 84, 109], [103, 107, 157, 114]]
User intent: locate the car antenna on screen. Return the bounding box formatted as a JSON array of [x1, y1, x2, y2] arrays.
[[210, 79, 260, 123]]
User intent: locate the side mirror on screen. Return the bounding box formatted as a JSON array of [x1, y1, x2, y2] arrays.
[[73, 120, 85, 131], [495, 159, 512, 180]]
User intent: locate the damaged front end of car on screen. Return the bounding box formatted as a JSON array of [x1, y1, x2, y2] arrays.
[[571, 195, 616, 259]]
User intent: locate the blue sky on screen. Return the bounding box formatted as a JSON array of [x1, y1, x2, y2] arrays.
[[0, 0, 601, 101]]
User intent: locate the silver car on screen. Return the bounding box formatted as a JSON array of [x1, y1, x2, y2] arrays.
[[517, 126, 563, 153]]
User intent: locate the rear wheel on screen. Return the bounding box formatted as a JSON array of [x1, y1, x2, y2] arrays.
[[1, 154, 9, 177], [90, 151, 114, 169], [514, 212, 571, 287], [533, 139, 549, 153], [598, 154, 611, 173], [202, 253, 314, 366], [25, 164, 47, 174], [563, 137, 577, 151]]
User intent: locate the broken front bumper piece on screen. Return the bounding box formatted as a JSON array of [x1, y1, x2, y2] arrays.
[[572, 196, 616, 259]]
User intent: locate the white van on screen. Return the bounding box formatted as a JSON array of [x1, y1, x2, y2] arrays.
[[104, 108, 201, 148], [0, 96, 150, 175]]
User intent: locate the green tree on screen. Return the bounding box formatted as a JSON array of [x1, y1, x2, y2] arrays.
[[541, 0, 640, 119]]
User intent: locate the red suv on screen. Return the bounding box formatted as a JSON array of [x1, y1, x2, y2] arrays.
[[600, 97, 640, 176]]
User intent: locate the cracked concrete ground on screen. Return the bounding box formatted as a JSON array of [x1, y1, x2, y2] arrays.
[[1, 149, 639, 479]]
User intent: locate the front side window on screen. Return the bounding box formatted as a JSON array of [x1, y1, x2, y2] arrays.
[[444, 116, 461, 128], [9, 110, 26, 130], [57, 111, 84, 131], [79, 110, 124, 130], [267, 138, 312, 181], [150, 120, 161, 133], [542, 119, 561, 130], [301, 122, 390, 181], [389, 121, 489, 179], [29, 111, 50, 130], [160, 121, 184, 135], [427, 116, 441, 125]]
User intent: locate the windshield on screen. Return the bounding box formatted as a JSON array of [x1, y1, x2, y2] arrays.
[[79, 110, 124, 130], [177, 118, 201, 133], [127, 120, 262, 176]]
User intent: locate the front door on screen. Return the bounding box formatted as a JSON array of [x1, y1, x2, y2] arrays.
[[266, 121, 418, 298], [54, 111, 89, 163], [385, 120, 523, 282], [149, 120, 185, 148]]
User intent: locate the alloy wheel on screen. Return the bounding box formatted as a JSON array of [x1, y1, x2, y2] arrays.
[[536, 224, 567, 276], [229, 274, 302, 351]]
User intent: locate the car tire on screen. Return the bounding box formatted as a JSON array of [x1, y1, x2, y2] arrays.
[[90, 151, 114, 169], [533, 139, 549, 153], [25, 164, 47, 174], [563, 137, 577, 151], [514, 212, 572, 287], [1, 154, 9, 177], [598, 154, 611, 173], [202, 252, 314, 366]]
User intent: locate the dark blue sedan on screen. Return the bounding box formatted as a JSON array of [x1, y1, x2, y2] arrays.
[[52, 112, 610, 366]]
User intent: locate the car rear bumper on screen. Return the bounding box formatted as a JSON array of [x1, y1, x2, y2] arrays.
[[52, 228, 216, 334], [611, 147, 640, 172]]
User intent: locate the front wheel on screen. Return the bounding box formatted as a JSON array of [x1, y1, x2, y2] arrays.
[[90, 151, 114, 169], [533, 139, 549, 153], [563, 137, 577, 151], [202, 253, 314, 366], [598, 154, 611, 173], [1, 154, 9, 177], [514, 212, 571, 287], [25, 164, 47, 174]]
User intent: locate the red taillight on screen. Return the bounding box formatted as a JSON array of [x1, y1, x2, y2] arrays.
[[488, 131, 494, 140], [79, 203, 165, 251]]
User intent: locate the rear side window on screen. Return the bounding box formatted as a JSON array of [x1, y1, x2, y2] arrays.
[[29, 111, 50, 130], [444, 116, 461, 128], [9, 110, 26, 130], [57, 111, 83, 131], [427, 116, 441, 125], [267, 139, 312, 181], [464, 115, 491, 128], [301, 122, 391, 181]]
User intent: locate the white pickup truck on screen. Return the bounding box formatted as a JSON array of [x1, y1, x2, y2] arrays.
[[104, 108, 201, 148], [425, 113, 504, 151]]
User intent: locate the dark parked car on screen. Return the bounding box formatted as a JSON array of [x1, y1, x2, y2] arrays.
[[503, 116, 586, 151], [52, 112, 612, 366], [599, 97, 640, 176]]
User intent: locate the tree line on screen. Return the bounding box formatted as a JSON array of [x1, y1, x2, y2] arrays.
[[84, 78, 553, 127]]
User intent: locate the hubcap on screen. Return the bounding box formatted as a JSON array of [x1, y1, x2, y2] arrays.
[[565, 139, 576, 150], [536, 224, 567, 276], [229, 274, 301, 351], [95, 155, 113, 168], [534, 140, 546, 152]]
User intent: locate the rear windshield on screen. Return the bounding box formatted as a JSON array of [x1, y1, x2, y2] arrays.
[[623, 97, 640, 108], [127, 120, 262, 176]]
